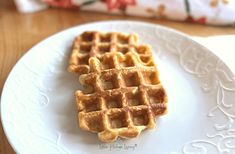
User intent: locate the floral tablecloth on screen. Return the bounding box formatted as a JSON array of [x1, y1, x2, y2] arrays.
[[14, 0, 235, 26]]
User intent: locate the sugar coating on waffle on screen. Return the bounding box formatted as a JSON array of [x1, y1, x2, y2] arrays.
[[75, 52, 168, 142], [68, 31, 152, 74]]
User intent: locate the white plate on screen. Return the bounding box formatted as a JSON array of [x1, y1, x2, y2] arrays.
[[1, 21, 235, 154]]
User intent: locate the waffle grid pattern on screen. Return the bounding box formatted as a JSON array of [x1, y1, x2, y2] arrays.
[[76, 52, 167, 142], [68, 31, 152, 74]]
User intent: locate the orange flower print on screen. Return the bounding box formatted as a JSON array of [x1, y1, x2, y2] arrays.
[[102, 0, 136, 10], [210, 0, 229, 7], [146, 4, 166, 19], [43, 0, 76, 8], [186, 16, 207, 24]]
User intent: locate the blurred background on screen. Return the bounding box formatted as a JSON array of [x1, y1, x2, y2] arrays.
[[1, 0, 235, 153]]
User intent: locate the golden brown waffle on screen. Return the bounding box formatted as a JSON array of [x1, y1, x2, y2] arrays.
[[68, 31, 152, 74], [75, 52, 168, 142]]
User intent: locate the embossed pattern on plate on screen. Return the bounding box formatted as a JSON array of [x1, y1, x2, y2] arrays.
[[1, 21, 235, 154]]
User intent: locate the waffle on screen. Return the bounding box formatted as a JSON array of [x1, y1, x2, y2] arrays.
[[75, 52, 168, 142], [68, 31, 152, 74]]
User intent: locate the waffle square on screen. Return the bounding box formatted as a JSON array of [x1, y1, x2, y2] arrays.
[[68, 31, 152, 74], [76, 52, 168, 142]]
